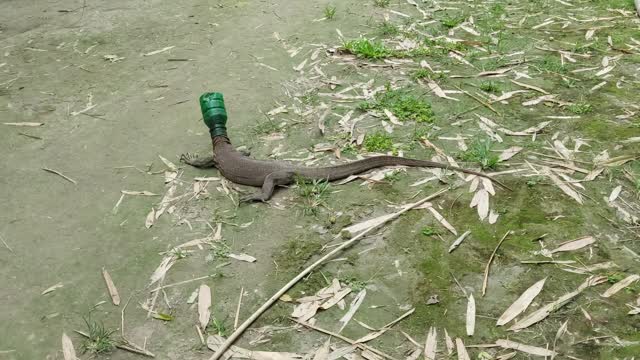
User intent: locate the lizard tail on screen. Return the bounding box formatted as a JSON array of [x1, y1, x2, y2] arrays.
[[297, 156, 512, 191]]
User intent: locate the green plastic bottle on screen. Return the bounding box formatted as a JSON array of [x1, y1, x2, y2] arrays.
[[199, 92, 227, 137]]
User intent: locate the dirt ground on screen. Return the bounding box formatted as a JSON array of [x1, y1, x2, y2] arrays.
[[1, 0, 640, 359]]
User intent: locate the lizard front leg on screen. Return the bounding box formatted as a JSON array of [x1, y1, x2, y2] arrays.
[[180, 153, 217, 169], [240, 171, 295, 202]]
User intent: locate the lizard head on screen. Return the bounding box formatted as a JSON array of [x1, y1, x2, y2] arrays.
[[199, 92, 227, 137]]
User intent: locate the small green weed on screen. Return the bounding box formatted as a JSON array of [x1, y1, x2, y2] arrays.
[[567, 102, 593, 115], [213, 243, 230, 259], [373, 0, 390, 7], [479, 81, 501, 93], [340, 276, 368, 291], [490, 3, 506, 16], [459, 138, 500, 170], [384, 170, 402, 184], [538, 55, 568, 74], [412, 125, 431, 141], [526, 176, 546, 187], [253, 119, 281, 135], [378, 21, 399, 36], [324, 5, 337, 19], [209, 317, 228, 337], [607, 273, 626, 284], [81, 317, 116, 354], [295, 177, 331, 215], [421, 226, 437, 236], [364, 132, 393, 152], [363, 88, 435, 123], [343, 39, 392, 59], [440, 13, 465, 29]]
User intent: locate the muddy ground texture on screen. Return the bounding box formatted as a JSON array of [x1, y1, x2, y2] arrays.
[[1, 0, 640, 359]]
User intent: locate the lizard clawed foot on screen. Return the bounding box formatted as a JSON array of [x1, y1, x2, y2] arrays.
[[239, 193, 267, 203], [180, 152, 198, 164]]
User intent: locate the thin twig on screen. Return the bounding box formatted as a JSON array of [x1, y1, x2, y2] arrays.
[[234, 287, 244, 330], [291, 318, 399, 360], [42, 168, 77, 185], [149, 274, 217, 292], [455, 85, 499, 115], [207, 188, 449, 360], [482, 230, 511, 296], [0, 233, 13, 253]]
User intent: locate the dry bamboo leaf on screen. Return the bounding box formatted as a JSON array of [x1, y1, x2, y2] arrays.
[[339, 289, 366, 332], [62, 333, 77, 360], [496, 339, 555, 357], [208, 335, 303, 360], [424, 327, 437, 360], [3, 122, 44, 127], [497, 278, 547, 326], [608, 185, 622, 202], [121, 190, 159, 196], [510, 276, 606, 331], [383, 109, 403, 125], [522, 95, 557, 106], [510, 79, 549, 94], [228, 253, 257, 263], [488, 210, 499, 224], [145, 208, 156, 228], [267, 105, 288, 116], [444, 329, 454, 355], [320, 288, 351, 310], [466, 294, 475, 336], [550, 236, 595, 254], [426, 80, 459, 101], [427, 206, 457, 235], [498, 147, 523, 161], [547, 171, 583, 204], [491, 90, 529, 103], [449, 231, 471, 253], [455, 338, 471, 360], [199, 284, 212, 329], [102, 268, 121, 306], [42, 282, 63, 295], [158, 155, 178, 171], [470, 189, 490, 220], [601, 274, 640, 298], [313, 340, 330, 360], [406, 347, 421, 360], [149, 256, 176, 285]]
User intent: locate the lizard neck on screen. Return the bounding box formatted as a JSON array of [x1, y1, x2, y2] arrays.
[[212, 135, 231, 149]]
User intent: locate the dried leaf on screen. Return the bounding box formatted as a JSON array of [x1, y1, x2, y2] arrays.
[[426, 206, 457, 235], [149, 256, 176, 285], [42, 282, 63, 295], [424, 327, 437, 360], [102, 268, 121, 306], [608, 185, 622, 202], [466, 293, 475, 336], [313, 340, 330, 360], [228, 253, 257, 263], [145, 208, 156, 228], [510, 276, 606, 331], [444, 329, 454, 355], [121, 190, 159, 196], [426, 80, 459, 101], [498, 147, 523, 161], [496, 339, 556, 357], [601, 274, 640, 298], [158, 155, 178, 171], [339, 289, 366, 332], [3, 122, 44, 127], [198, 284, 212, 329], [449, 231, 471, 253], [470, 189, 490, 220], [207, 335, 304, 360], [62, 333, 77, 360], [497, 278, 547, 326], [550, 236, 595, 254], [546, 171, 583, 204], [455, 338, 471, 360]]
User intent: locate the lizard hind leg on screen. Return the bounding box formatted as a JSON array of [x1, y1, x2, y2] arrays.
[[240, 171, 296, 203], [180, 153, 217, 169]]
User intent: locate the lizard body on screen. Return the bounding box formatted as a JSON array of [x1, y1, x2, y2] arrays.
[[181, 92, 509, 202]]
